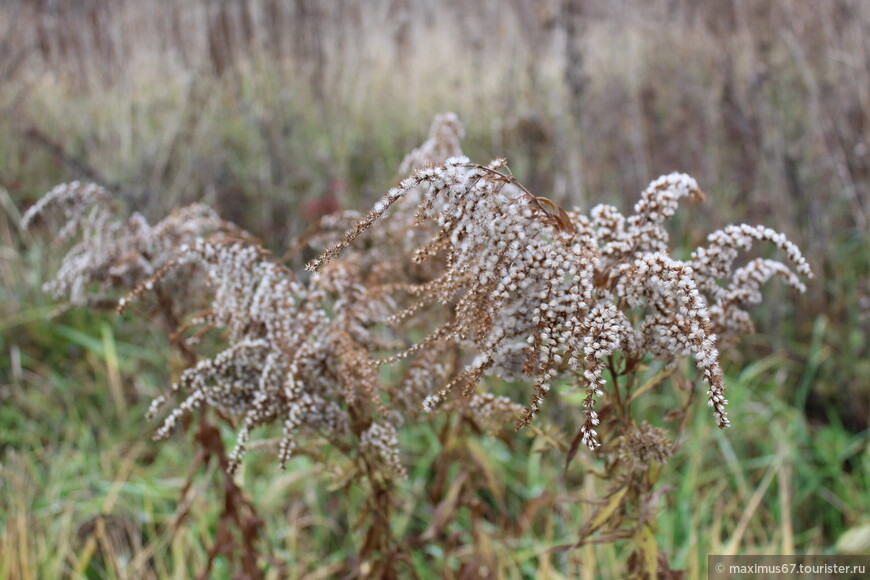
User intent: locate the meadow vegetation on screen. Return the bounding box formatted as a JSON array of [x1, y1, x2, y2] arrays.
[[1, 1, 868, 578]]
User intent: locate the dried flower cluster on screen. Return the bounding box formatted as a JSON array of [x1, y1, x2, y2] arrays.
[[21, 181, 245, 315], [26, 113, 812, 481], [616, 422, 675, 469], [309, 126, 812, 452]]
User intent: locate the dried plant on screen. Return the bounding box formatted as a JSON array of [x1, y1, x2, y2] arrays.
[[25, 113, 812, 577], [308, 154, 812, 451], [21, 181, 247, 318]]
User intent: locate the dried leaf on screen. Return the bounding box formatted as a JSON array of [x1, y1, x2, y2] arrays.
[[466, 439, 504, 505], [421, 472, 467, 541], [577, 484, 629, 544], [556, 207, 576, 235], [635, 524, 658, 580], [565, 428, 585, 473]]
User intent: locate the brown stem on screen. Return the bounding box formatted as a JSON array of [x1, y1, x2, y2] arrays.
[[607, 354, 630, 428]]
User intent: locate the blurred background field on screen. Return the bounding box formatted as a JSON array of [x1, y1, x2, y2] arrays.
[[0, 1, 867, 578]]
